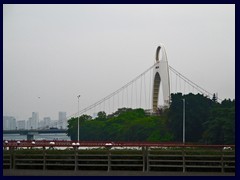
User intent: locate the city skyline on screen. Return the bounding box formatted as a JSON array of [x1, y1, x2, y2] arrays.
[[3, 4, 235, 120], [4, 111, 67, 121], [3, 111, 67, 130]]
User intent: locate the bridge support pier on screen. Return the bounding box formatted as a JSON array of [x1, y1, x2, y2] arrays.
[[27, 134, 34, 141]]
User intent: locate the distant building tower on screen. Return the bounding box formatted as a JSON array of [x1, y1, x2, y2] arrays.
[[3, 116, 16, 130], [58, 112, 67, 129], [26, 112, 39, 129], [43, 117, 51, 129], [17, 120, 26, 130], [152, 44, 170, 112], [27, 117, 33, 129], [32, 112, 39, 129], [3, 116, 8, 130]]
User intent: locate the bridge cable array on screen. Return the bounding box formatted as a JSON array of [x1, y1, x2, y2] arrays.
[[68, 64, 221, 119], [168, 65, 222, 101]]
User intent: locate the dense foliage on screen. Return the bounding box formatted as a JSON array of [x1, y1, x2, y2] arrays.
[[168, 93, 235, 144], [67, 93, 235, 144], [67, 108, 173, 142]]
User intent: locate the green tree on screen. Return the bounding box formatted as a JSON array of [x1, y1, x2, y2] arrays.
[[67, 108, 172, 142], [202, 99, 235, 144], [168, 93, 213, 143], [96, 111, 107, 121], [66, 94, 234, 144], [67, 114, 92, 140], [212, 93, 217, 103]]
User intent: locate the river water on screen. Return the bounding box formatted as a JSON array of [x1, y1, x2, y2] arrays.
[[3, 133, 71, 141]]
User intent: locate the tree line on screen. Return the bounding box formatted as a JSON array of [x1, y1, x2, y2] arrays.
[[67, 93, 235, 145]]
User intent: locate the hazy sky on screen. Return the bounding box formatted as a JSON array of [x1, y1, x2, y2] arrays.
[[3, 4, 235, 120]]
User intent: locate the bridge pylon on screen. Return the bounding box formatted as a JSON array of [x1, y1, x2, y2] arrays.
[[152, 44, 170, 112]]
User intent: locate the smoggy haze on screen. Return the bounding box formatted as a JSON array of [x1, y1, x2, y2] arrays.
[[3, 4, 235, 120]]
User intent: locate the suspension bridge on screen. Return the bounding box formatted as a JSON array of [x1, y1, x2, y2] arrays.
[[3, 44, 234, 176], [68, 44, 219, 119]]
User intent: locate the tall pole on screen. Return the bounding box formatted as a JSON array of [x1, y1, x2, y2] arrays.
[[77, 95, 80, 141], [183, 98, 185, 144]]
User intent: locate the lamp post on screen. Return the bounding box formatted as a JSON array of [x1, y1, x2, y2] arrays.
[[182, 98, 185, 144], [77, 95, 81, 142]]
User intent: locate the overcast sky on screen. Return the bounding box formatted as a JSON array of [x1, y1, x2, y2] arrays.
[[3, 4, 235, 120]]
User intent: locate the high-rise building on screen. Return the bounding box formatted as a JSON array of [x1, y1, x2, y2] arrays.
[[17, 120, 26, 130], [32, 112, 39, 129], [26, 112, 39, 129], [3, 116, 16, 130], [38, 120, 44, 129], [27, 117, 32, 129], [43, 117, 51, 129], [58, 112, 67, 129], [3, 116, 8, 130], [50, 120, 58, 128]]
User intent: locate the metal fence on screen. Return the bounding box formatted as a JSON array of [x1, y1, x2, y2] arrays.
[[3, 146, 235, 173]]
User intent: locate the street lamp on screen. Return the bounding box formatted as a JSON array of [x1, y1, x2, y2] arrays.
[[77, 95, 81, 142], [182, 98, 185, 144]]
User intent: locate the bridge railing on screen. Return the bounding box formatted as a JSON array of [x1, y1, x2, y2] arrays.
[[3, 143, 235, 173], [3, 140, 236, 148]]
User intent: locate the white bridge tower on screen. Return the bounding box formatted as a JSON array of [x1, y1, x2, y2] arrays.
[[152, 44, 170, 112]]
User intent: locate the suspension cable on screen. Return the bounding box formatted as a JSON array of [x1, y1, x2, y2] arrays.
[[68, 64, 156, 118], [68, 63, 220, 119], [169, 65, 222, 101]]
